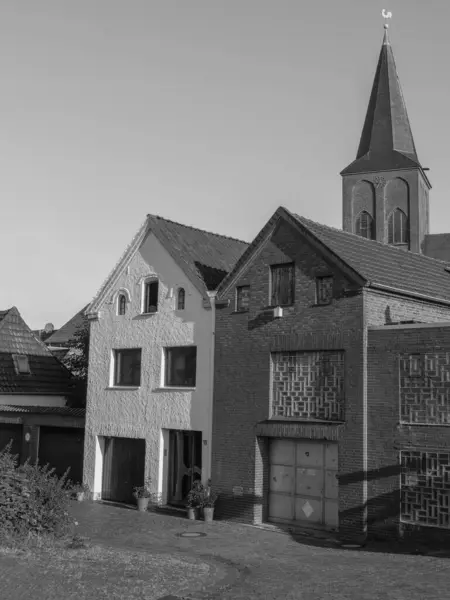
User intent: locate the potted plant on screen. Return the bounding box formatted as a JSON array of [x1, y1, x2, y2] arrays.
[[201, 479, 218, 523], [133, 478, 153, 512], [73, 482, 90, 502], [186, 480, 204, 520]]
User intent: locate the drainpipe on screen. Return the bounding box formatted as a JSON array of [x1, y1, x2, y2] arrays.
[[206, 291, 217, 485]]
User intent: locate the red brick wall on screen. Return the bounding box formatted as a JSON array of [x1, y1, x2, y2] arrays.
[[367, 324, 450, 543], [212, 219, 367, 538]]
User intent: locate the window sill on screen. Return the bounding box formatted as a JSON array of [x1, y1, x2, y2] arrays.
[[311, 302, 333, 308], [106, 386, 140, 391], [135, 311, 158, 318], [232, 310, 249, 315], [154, 387, 196, 392]]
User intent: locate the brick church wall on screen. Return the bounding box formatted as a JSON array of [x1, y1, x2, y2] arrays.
[[367, 324, 450, 543]]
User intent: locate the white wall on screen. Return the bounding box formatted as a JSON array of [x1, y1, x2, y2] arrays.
[[83, 232, 214, 502], [0, 395, 66, 407]]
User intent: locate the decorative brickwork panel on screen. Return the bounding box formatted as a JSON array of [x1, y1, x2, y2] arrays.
[[401, 450, 450, 529], [399, 353, 450, 425], [271, 351, 344, 420]]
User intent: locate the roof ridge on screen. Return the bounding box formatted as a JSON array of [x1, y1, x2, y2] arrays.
[[147, 214, 248, 245], [293, 213, 450, 267]]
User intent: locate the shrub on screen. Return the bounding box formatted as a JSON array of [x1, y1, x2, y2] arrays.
[[0, 442, 76, 541]]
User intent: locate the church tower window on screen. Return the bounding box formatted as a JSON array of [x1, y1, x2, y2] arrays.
[[355, 211, 374, 240], [388, 209, 408, 246]]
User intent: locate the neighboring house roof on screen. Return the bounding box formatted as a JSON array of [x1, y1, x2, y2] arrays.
[[0, 307, 75, 397], [423, 234, 450, 263], [217, 207, 450, 306], [341, 29, 425, 178], [0, 405, 85, 418], [88, 215, 248, 315], [45, 305, 89, 346]]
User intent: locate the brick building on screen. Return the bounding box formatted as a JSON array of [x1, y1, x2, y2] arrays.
[[211, 28, 450, 543]]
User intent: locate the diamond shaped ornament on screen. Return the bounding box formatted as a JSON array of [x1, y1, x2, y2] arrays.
[[302, 500, 314, 519]]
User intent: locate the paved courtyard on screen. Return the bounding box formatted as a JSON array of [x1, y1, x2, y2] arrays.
[[2, 501, 450, 599]]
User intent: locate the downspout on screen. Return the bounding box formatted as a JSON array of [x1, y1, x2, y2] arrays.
[[362, 289, 368, 542], [206, 291, 217, 484]]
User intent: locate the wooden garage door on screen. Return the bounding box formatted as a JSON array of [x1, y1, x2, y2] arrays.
[[268, 439, 338, 530], [102, 437, 145, 505], [0, 424, 22, 461], [38, 426, 84, 484]]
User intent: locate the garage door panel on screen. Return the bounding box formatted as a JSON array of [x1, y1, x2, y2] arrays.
[[296, 442, 323, 467], [270, 464, 294, 493], [325, 500, 339, 528], [270, 439, 295, 465], [325, 443, 338, 469], [268, 493, 293, 521], [295, 467, 323, 497], [325, 470, 338, 499], [294, 497, 323, 524]]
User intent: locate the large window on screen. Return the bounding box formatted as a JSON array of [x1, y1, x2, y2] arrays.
[[388, 209, 408, 246], [270, 263, 295, 306], [113, 349, 142, 387], [143, 280, 158, 313], [355, 211, 374, 239], [165, 346, 197, 388]]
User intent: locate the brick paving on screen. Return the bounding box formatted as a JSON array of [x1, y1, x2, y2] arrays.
[[3, 501, 450, 599]]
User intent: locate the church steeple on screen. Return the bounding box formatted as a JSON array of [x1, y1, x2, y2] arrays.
[[341, 26, 431, 254]]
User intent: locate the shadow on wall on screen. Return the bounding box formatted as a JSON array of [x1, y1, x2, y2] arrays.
[[248, 310, 275, 330]]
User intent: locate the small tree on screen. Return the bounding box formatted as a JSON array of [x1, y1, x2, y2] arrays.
[[63, 320, 90, 408]]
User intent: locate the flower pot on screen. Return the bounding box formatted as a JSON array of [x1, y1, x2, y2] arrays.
[[203, 507, 214, 522], [76, 492, 85, 502], [187, 507, 198, 520], [137, 497, 149, 512]]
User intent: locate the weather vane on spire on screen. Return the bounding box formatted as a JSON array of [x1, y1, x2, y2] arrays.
[[382, 9, 392, 28]]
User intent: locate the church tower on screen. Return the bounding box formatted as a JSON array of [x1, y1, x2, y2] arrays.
[[341, 27, 431, 253]]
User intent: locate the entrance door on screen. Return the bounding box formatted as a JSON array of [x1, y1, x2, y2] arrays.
[[268, 439, 338, 530], [38, 426, 84, 483], [168, 430, 202, 506], [101, 437, 145, 504]]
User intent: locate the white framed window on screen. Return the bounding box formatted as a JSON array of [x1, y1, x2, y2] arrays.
[[164, 346, 197, 388], [142, 278, 159, 314], [112, 349, 142, 387], [12, 354, 31, 375]]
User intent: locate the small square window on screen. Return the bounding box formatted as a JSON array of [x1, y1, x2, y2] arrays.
[[270, 263, 295, 306], [143, 280, 158, 313], [13, 354, 30, 374], [113, 349, 141, 386], [316, 276, 334, 305], [165, 346, 197, 387], [236, 286, 250, 312]]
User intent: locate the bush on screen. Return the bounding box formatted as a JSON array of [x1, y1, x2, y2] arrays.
[[0, 441, 76, 541]]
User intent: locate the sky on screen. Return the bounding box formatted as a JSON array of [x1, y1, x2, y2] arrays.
[[0, 0, 448, 329]]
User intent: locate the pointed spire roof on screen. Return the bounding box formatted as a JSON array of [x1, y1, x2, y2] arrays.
[[341, 28, 422, 175]]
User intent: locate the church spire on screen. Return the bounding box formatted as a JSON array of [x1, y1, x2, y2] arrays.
[[341, 27, 421, 175]]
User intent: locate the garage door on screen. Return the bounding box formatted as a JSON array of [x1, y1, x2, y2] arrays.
[[0, 424, 22, 461], [101, 437, 145, 504], [38, 426, 84, 484], [268, 439, 338, 530]]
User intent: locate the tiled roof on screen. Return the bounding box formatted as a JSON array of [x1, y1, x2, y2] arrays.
[[45, 306, 89, 346], [0, 405, 85, 418], [146, 215, 249, 291], [290, 212, 450, 303], [0, 352, 75, 396], [0, 309, 11, 323], [341, 30, 422, 176]]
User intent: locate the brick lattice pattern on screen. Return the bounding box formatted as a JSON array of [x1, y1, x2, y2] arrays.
[[399, 353, 450, 425], [271, 351, 344, 420], [401, 450, 450, 529]]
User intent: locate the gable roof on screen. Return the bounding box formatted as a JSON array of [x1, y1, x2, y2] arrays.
[[341, 29, 424, 177], [0, 307, 75, 397], [88, 215, 248, 314], [217, 207, 450, 306], [45, 305, 89, 346]]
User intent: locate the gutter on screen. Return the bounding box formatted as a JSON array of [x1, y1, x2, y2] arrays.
[[206, 291, 217, 485], [367, 282, 450, 307]]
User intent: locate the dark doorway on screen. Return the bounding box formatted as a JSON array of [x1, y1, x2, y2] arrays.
[[38, 426, 84, 483], [0, 424, 22, 461], [101, 436, 145, 504], [168, 430, 202, 506]]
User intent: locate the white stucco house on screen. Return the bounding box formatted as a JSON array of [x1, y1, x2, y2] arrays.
[[83, 215, 247, 506]]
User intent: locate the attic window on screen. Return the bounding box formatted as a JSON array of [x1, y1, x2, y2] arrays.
[[177, 288, 185, 311], [143, 279, 159, 314], [118, 294, 127, 316], [13, 354, 31, 375]]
